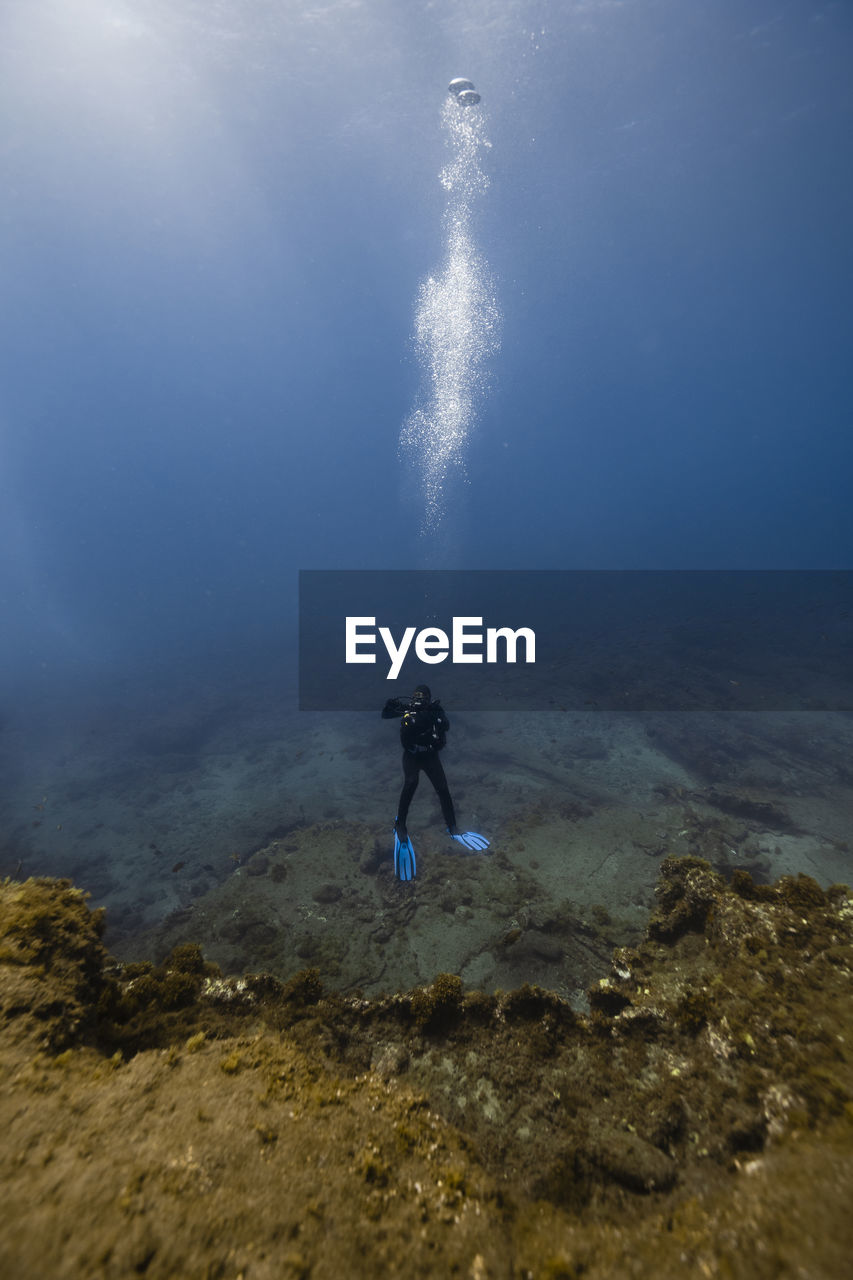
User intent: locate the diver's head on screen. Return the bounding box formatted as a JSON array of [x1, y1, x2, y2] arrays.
[[411, 684, 431, 706]]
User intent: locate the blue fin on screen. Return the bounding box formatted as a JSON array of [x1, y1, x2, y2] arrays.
[[394, 828, 417, 881], [448, 829, 490, 852]]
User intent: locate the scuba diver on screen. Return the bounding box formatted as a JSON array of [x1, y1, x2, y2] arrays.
[[382, 684, 489, 881]]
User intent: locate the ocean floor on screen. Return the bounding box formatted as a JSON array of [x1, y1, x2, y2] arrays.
[[2, 861, 852, 1279], [1, 668, 851, 999]]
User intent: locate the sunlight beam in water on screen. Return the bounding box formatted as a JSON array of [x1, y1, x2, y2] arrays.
[[400, 91, 501, 535]]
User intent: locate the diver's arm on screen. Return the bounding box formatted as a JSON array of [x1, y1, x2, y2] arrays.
[[381, 698, 409, 719]]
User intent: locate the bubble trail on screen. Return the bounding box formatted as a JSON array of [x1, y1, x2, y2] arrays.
[[400, 93, 501, 535]]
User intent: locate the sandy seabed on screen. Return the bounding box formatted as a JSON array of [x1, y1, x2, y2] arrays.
[[1, 671, 850, 996]]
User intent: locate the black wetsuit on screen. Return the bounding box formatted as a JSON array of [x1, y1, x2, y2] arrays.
[[381, 697, 457, 836]]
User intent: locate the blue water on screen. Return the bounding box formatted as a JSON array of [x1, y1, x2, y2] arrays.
[[1, 2, 852, 972]]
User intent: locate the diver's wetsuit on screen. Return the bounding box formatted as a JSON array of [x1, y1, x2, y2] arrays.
[[381, 697, 457, 835]]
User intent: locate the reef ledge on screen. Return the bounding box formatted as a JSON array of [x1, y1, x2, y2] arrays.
[[1, 858, 852, 1279]]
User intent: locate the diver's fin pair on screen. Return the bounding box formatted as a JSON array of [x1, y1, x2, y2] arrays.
[[448, 829, 490, 852], [393, 821, 416, 881]]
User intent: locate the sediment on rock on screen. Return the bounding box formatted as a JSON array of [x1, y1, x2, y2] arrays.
[[1, 859, 851, 1279]]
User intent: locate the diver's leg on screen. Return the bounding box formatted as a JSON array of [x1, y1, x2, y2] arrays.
[[396, 752, 420, 836], [422, 754, 457, 831]]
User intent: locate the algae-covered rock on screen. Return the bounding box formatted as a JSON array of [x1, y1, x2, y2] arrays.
[[1, 863, 852, 1279], [0, 876, 107, 1050], [647, 855, 722, 940]]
